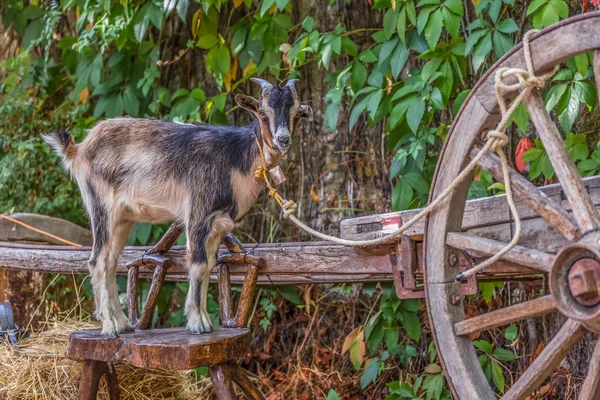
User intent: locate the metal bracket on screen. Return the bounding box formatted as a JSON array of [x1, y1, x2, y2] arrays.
[[393, 235, 478, 299], [0, 302, 26, 345]]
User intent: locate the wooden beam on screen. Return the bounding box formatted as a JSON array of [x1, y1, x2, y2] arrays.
[[340, 175, 600, 245]]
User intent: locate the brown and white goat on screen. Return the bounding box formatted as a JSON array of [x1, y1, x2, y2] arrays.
[[44, 79, 312, 336]]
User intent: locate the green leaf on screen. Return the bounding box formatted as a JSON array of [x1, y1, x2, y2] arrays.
[[492, 31, 513, 57], [366, 90, 384, 119], [406, 99, 425, 133], [443, 0, 464, 15], [473, 340, 493, 354], [390, 41, 409, 79], [417, 6, 434, 35], [397, 6, 407, 43], [351, 62, 367, 93], [495, 18, 518, 33], [260, 0, 276, 16], [442, 7, 461, 37], [424, 9, 444, 49], [383, 9, 398, 39], [392, 178, 413, 211], [574, 81, 597, 108], [123, 87, 140, 117], [22, 19, 43, 49], [574, 53, 589, 77], [493, 348, 516, 361], [403, 172, 429, 194], [400, 309, 421, 341], [349, 96, 368, 130], [360, 358, 381, 389], [491, 359, 505, 393], [453, 89, 471, 115], [302, 16, 314, 32], [471, 32, 493, 71], [134, 4, 151, 42], [504, 325, 518, 341], [326, 390, 341, 400], [558, 88, 580, 133], [277, 285, 302, 304], [545, 83, 568, 111], [216, 45, 231, 75]]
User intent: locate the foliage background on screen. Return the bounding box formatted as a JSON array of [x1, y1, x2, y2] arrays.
[[1, 0, 599, 398]]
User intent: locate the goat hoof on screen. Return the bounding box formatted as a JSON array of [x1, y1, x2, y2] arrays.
[[120, 326, 135, 334]]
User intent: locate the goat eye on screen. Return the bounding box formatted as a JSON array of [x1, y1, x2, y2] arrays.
[[258, 110, 266, 117]]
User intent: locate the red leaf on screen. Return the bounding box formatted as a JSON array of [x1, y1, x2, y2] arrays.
[[593, 0, 599, 8], [515, 137, 534, 173]]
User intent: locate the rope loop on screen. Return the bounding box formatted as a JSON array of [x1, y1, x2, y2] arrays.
[[255, 165, 268, 179], [282, 200, 297, 219], [487, 130, 508, 153]]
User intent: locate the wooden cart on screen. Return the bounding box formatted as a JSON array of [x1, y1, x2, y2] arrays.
[[3, 11, 600, 400]]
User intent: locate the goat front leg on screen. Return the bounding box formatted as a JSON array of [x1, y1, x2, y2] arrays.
[[185, 212, 234, 334]]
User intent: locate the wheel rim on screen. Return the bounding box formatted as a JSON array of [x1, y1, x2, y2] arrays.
[[424, 12, 600, 400]]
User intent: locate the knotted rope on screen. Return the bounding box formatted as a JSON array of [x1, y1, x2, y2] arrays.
[[255, 30, 557, 281]]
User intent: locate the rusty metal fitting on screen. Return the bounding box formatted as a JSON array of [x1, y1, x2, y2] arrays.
[[568, 258, 600, 307]]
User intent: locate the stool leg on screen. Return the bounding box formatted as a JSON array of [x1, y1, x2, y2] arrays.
[[105, 363, 120, 400], [229, 362, 265, 400], [77, 360, 106, 400], [210, 363, 236, 400]]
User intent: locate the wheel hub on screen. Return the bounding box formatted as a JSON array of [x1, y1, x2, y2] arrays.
[[568, 258, 600, 306], [550, 233, 600, 332]]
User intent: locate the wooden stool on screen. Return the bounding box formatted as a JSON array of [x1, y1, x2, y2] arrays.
[[66, 224, 265, 400]]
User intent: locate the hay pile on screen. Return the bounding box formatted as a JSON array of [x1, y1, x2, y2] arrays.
[[0, 319, 212, 400]]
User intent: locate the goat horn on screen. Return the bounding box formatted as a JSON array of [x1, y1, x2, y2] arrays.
[[250, 78, 273, 91], [284, 79, 300, 89]]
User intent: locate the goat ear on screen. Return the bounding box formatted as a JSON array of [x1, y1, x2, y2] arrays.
[[235, 94, 259, 113], [297, 104, 313, 122]]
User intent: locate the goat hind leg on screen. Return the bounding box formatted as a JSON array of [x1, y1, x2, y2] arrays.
[[106, 219, 134, 333]]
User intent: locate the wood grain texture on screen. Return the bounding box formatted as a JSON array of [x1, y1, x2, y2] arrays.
[[229, 362, 266, 400], [524, 90, 600, 233], [218, 265, 234, 327], [503, 319, 585, 400], [210, 363, 237, 400], [66, 327, 250, 369], [76, 360, 120, 400], [341, 176, 600, 244], [579, 339, 600, 400], [473, 149, 580, 241], [423, 13, 600, 400], [234, 265, 259, 328], [454, 295, 556, 336], [446, 232, 554, 273]]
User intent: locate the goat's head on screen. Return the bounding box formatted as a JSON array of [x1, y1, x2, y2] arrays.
[[236, 78, 312, 162]]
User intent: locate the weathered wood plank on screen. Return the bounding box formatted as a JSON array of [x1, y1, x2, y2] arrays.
[[446, 232, 554, 273], [454, 295, 556, 336], [503, 319, 585, 400], [340, 176, 600, 244], [0, 241, 395, 278], [524, 91, 600, 233], [579, 339, 600, 400], [473, 149, 580, 241]]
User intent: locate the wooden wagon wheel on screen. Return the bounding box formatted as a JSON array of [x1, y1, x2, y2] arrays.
[[424, 12, 600, 400]]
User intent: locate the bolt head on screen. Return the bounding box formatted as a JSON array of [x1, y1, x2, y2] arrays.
[[448, 252, 459, 267], [568, 258, 600, 307]]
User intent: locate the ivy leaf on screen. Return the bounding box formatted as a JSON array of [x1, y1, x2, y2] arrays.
[[351, 62, 367, 93], [406, 99, 425, 133], [360, 358, 381, 389], [390, 41, 409, 79], [383, 9, 398, 39], [558, 88, 580, 133], [471, 31, 493, 71], [403, 172, 429, 194], [491, 359, 505, 393], [400, 309, 421, 341], [397, 6, 407, 43], [123, 87, 140, 117], [492, 31, 513, 58], [349, 96, 368, 131], [424, 9, 444, 49], [495, 18, 519, 33], [545, 83, 568, 111], [176, 0, 189, 21], [473, 340, 493, 354], [493, 348, 516, 361], [260, 0, 276, 16], [302, 16, 314, 32], [326, 390, 341, 400], [504, 325, 518, 341]]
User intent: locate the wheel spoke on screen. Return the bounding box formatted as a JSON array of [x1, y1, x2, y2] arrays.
[[446, 232, 554, 273], [594, 50, 600, 104], [502, 319, 585, 400], [523, 91, 600, 232], [454, 295, 556, 336], [473, 148, 581, 241], [579, 338, 600, 400]]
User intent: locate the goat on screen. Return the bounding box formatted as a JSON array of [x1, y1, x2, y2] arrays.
[[43, 79, 312, 336]]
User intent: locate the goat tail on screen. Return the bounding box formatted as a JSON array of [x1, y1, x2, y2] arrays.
[[42, 129, 77, 164]]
